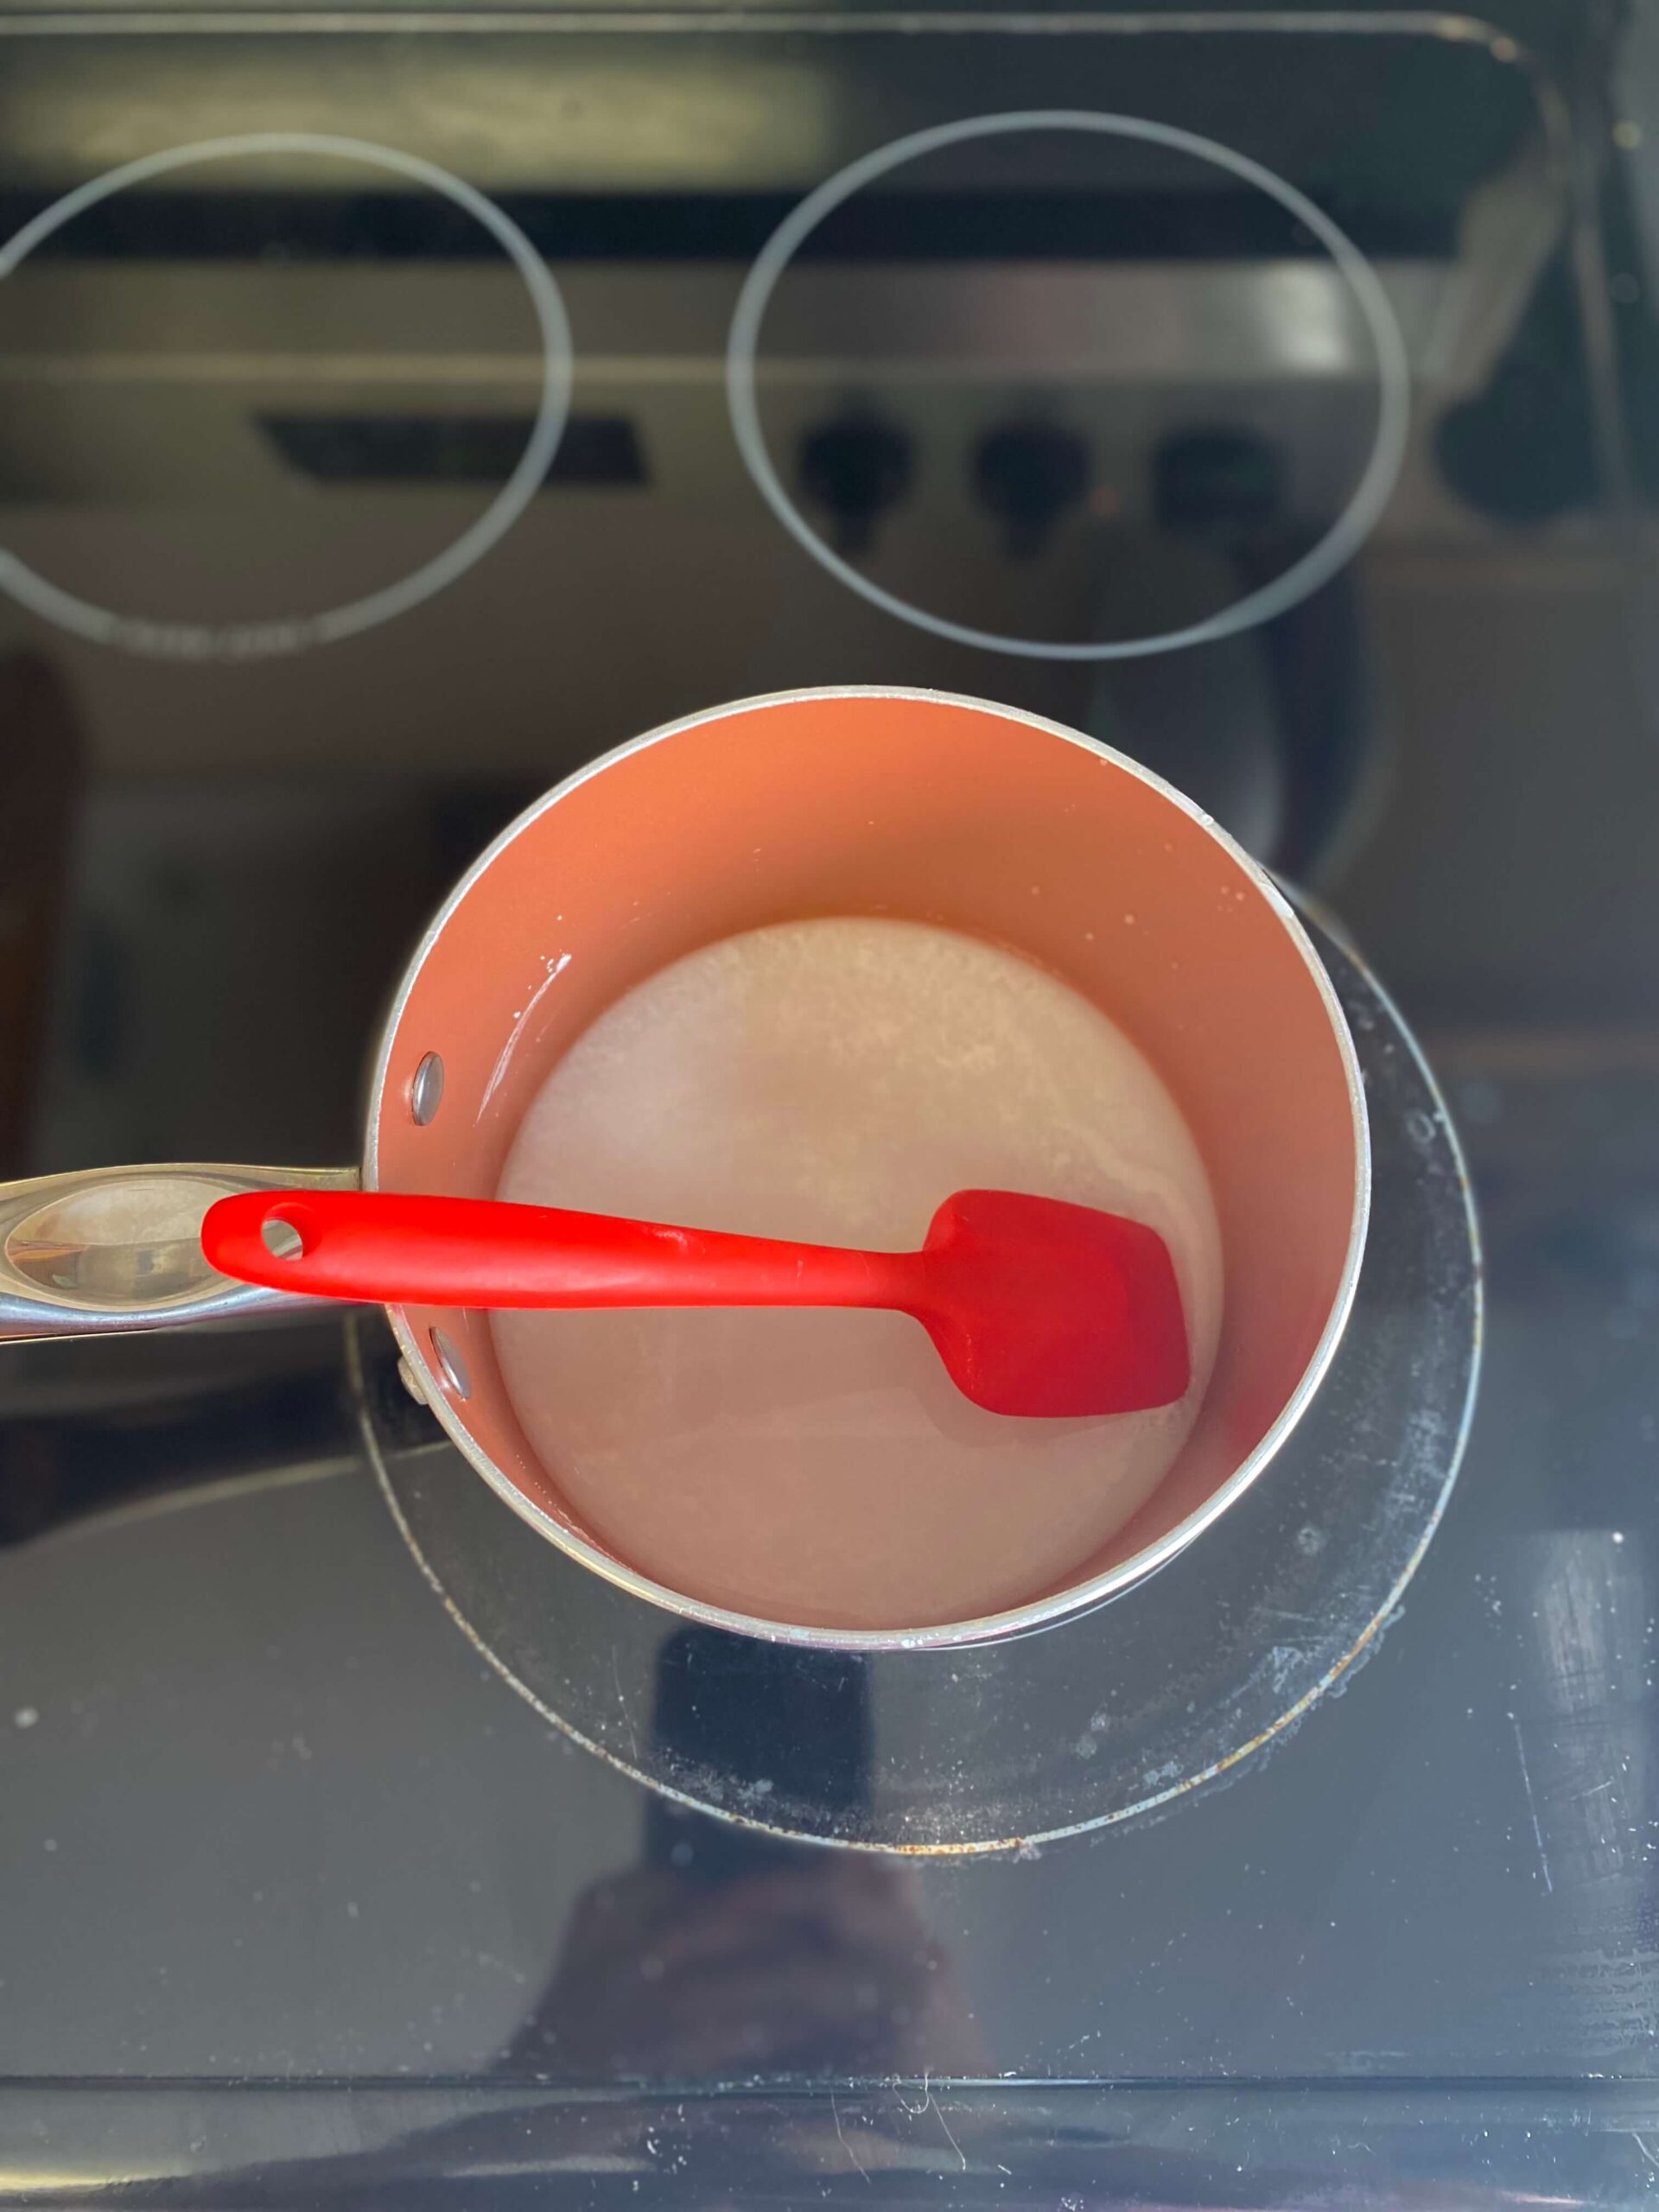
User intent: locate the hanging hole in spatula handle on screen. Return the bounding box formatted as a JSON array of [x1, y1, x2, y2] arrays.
[[210, 1194, 359, 1295], [259, 1205, 314, 1263]]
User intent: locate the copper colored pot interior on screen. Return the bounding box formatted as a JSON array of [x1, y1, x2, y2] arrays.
[[369, 690, 1365, 1637]]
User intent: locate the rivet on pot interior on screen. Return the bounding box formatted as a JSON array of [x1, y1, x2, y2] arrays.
[[430, 1327, 471, 1401], [410, 1052, 444, 1125]]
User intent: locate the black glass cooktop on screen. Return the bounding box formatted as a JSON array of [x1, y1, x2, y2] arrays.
[[2, 4, 1658, 2202]]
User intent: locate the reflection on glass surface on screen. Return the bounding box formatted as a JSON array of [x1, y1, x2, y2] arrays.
[[499, 1630, 983, 2078]]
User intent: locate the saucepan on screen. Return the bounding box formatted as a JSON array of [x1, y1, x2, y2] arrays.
[[0, 688, 1368, 1649]]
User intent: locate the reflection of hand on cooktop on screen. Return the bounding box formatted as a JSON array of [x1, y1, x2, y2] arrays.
[[499, 1850, 982, 2081], [498, 1627, 982, 2078]]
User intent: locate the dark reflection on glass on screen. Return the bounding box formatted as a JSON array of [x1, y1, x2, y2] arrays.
[[645, 1626, 873, 1867], [1083, 418, 1377, 880], [498, 1630, 983, 2080]]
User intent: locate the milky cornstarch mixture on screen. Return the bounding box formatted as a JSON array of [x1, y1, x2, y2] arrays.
[[493, 918, 1222, 1629]]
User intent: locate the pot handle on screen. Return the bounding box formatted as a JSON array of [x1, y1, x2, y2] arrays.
[[0, 1164, 359, 1343]]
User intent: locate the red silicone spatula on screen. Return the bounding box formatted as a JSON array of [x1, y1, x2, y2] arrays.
[[201, 1187, 1189, 1418]]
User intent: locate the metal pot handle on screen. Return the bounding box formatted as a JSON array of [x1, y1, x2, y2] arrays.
[[0, 1164, 359, 1343]]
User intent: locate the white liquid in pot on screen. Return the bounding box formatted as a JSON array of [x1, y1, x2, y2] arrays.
[[492, 918, 1223, 1630]]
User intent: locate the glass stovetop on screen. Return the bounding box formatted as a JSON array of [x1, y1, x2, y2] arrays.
[[1, 3, 1657, 2200]]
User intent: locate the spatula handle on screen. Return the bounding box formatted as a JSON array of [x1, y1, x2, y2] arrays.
[[201, 1189, 907, 1313]]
